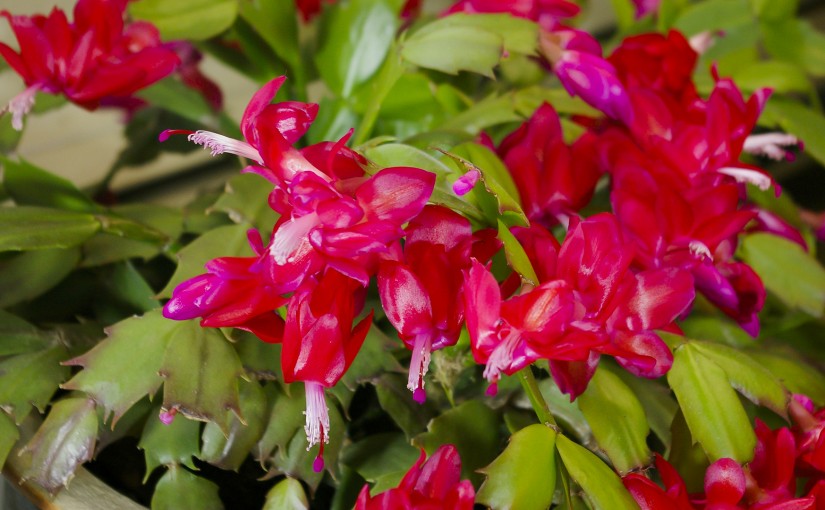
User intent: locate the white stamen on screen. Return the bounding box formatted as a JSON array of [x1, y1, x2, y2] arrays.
[[268, 213, 319, 264], [482, 330, 518, 384], [717, 166, 772, 191], [743, 133, 799, 161], [3, 85, 40, 131], [408, 335, 432, 404], [188, 130, 263, 164], [303, 382, 330, 450], [689, 240, 712, 261]]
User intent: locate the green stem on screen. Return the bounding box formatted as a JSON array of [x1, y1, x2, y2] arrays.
[[93, 160, 123, 200], [517, 367, 557, 429]]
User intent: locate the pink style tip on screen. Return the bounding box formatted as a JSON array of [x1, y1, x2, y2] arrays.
[[413, 388, 427, 405], [485, 382, 498, 397], [159, 408, 177, 425], [313, 455, 325, 473]]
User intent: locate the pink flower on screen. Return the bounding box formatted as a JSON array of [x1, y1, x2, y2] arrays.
[[0, 0, 180, 129], [540, 28, 633, 124], [354, 445, 475, 510], [162, 229, 286, 344], [378, 205, 474, 403], [497, 102, 602, 228], [281, 269, 373, 472]]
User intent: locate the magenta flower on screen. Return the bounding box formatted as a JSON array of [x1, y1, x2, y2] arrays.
[[550, 214, 694, 397], [281, 269, 373, 472], [497, 102, 602, 228], [162, 229, 286, 344], [463, 257, 579, 394], [540, 28, 633, 124], [465, 214, 693, 399], [0, 0, 180, 129], [265, 165, 436, 287], [354, 445, 475, 510], [378, 205, 474, 403]]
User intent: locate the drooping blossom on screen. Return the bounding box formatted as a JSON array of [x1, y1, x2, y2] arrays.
[[354, 445, 475, 510], [497, 102, 602, 228], [281, 269, 373, 472], [747, 420, 802, 507], [162, 229, 286, 344], [607, 30, 700, 114], [378, 205, 474, 403], [0, 0, 180, 130]]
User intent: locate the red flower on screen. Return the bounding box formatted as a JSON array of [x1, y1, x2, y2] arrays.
[[623, 454, 695, 510], [281, 269, 373, 472], [464, 257, 577, 394], [550, 214, 694, 397], [498, 102, 602, 228], [354, 445, 475, 510], [378, 205, 474, 402], [0, 0, 179, 129]]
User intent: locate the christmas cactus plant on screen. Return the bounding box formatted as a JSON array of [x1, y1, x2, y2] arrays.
[[2, 0, 825, 509]]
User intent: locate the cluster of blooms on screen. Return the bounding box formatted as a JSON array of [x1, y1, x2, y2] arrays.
[[154, 0, 804, 478], [161, 76, 437, 471], [590, 30, 801, 338], [622, 395, 825, 509], [0, 0, 220, 130]]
